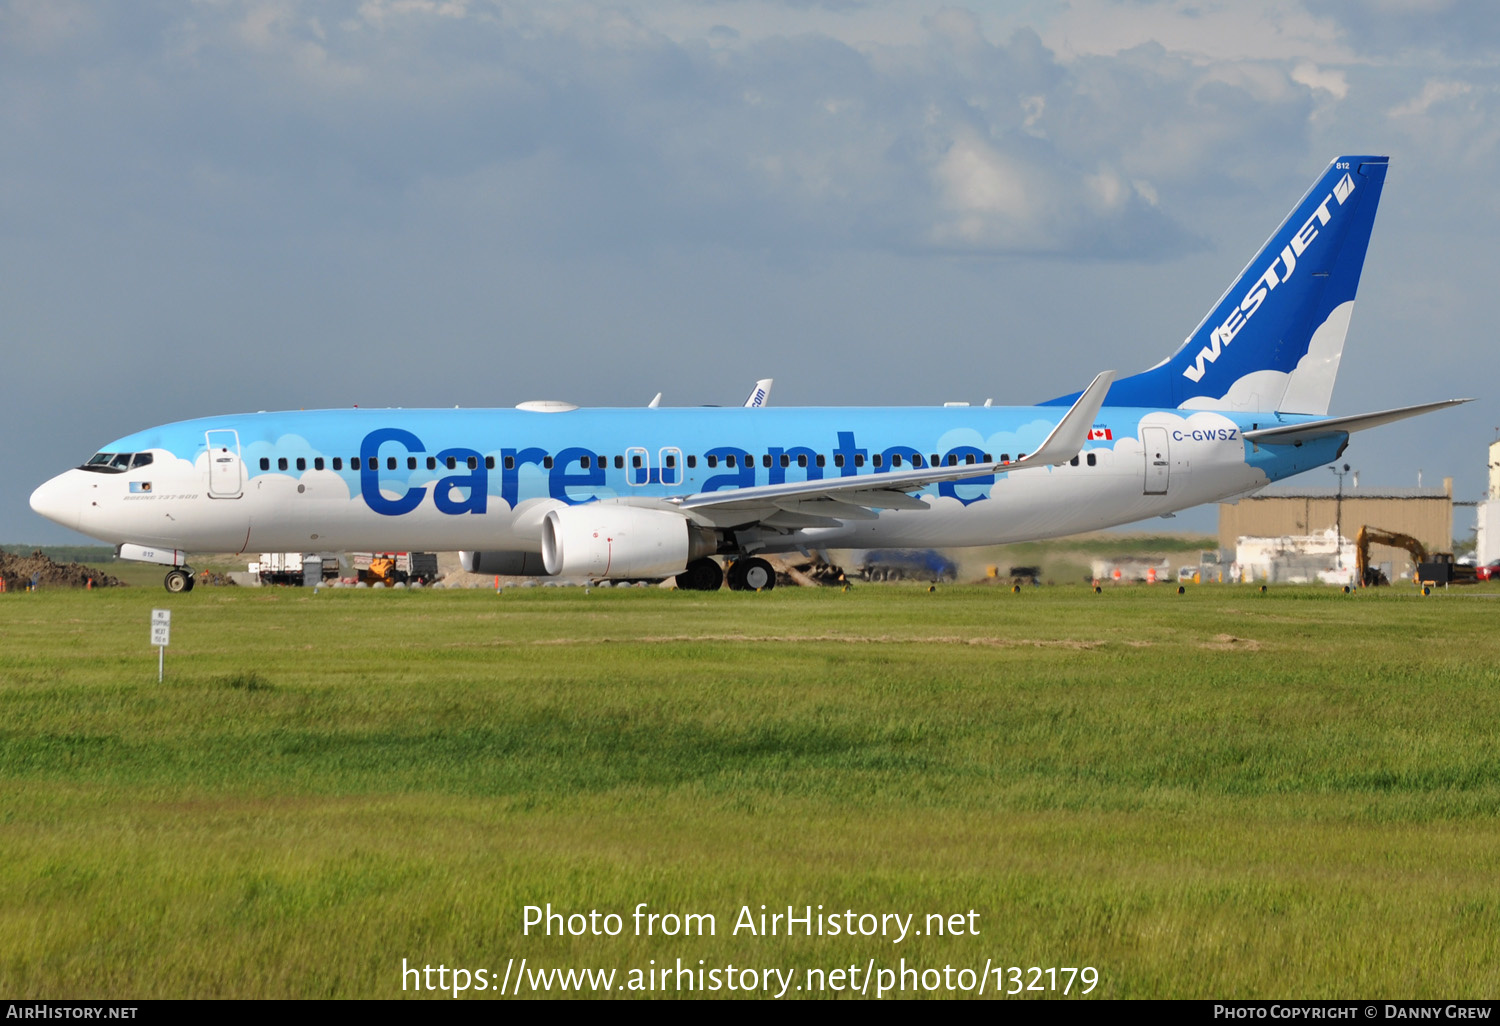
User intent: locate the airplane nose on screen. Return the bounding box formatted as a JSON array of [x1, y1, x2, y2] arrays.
[[29, 474, 81, 532]]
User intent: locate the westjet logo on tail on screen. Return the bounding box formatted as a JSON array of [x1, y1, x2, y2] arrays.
[[1182, 172, 1357, 383]]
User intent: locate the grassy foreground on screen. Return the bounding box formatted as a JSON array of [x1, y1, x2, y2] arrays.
[[2, 582, 1499, 999]]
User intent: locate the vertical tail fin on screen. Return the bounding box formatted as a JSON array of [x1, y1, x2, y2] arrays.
[[1045, 156, 1388, 414]]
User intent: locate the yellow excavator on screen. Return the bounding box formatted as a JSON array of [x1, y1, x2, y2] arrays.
[[362, 554, 403, 586], [1356, 527, 1472, 587]]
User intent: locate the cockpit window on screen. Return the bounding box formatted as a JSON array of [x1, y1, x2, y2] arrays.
[[78, 451, 151, 473], [80, 452, 128, 473]]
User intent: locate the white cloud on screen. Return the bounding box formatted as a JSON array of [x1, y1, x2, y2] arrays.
[[1388, 79, 1474, 118], [1290, 61, 1348, 99], [0, 0, 94, 53], [1034, 0, 1352, 64]]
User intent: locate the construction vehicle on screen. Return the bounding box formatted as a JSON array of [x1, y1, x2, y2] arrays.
[[353, 551, 438, 586], [1355, 527, 1473, 587], [858, 549, 958, 582]]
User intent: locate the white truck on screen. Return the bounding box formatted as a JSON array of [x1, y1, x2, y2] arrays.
[[250, 552, 339, 586]]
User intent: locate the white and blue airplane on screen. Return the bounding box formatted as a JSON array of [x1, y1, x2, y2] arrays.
[[30, 155, 1468, 593]]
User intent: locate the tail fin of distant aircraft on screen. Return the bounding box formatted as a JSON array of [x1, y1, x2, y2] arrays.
[[1044, 155, 1388, 415], [744, 379, 773, 408]]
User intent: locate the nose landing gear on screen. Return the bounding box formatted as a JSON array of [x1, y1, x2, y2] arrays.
[[164, 568, 195, 593]]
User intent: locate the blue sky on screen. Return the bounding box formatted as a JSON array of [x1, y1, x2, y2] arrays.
[[4, 0, 1496, 542]]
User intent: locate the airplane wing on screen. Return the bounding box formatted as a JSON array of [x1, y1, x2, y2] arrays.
[[667, 371, 1115, 527], [1242, 398, 1471, 446]]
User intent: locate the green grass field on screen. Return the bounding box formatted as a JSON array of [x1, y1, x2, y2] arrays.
[[3, 581, 1499, 999]]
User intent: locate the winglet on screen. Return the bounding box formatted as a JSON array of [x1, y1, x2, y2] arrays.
[[1014, 370, 1116, 467], [744, 379, 773, 408]]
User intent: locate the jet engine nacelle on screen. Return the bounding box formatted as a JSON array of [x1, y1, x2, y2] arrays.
[[459, 550, 549, 576], [542, 505, 714, 579]]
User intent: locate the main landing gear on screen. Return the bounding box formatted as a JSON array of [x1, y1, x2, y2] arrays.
[[673, 557, 777, 592], [163, 568, 196, 593], [726, 557, 775, 592], [675, 558, 724, 592]]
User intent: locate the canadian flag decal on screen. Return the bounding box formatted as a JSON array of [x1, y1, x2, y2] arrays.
[[1087, 428, 1113, 441]]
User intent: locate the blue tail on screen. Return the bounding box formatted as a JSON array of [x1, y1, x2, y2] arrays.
[[1044, 155, 1388, 415]]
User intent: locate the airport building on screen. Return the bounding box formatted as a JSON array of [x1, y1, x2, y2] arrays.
[[1218, 479, 1454, 582], [1476, 440, 1500, 565]]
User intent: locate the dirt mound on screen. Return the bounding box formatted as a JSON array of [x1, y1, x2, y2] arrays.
[[0, 549, 125, 590]]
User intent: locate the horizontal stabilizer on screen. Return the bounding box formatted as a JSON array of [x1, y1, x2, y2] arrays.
[[1242, 398, 1471, 445]]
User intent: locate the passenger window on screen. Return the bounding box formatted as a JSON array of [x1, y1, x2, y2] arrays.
[[428, 457, 438, 470], [333, 457, 343, 471], [407, 457, 417, 470], [1001, 454, 1010, 463], [541, 456, 551, 469], [855, 454, 865, 467], [778, 454, 788, 468], [387, 457, 398, 471], [764, 454, 773, 468], [278, 457, 288, 471], [707, 455, 718, 468], [485, 456, 495, 470], [446, 457, 456, 470], [614, 456, 624, 469], [469, 456, 480, 470], [1087, 453, 1097, 466], [726, 455, 736, 468], [964, 454, 974, 465], [983, 453, 992, 463], [1070, 456, 1079, 467], [797, 454, 807, 468], [314, 457, 324, 470], [815, 454, 825, 467], [687, 455, 697, 469], [632, 454, 642, 468], [260, 458, 270, 471], [665, 454, 676, 468], [580, 456, 590, 469], [833, 454, 844, 468], [296, 458, 306, 471], [891, 454, 903, 467], [873, 454, 883, 468], [912, 455, 923, 467], [504, 456, 515, 470]]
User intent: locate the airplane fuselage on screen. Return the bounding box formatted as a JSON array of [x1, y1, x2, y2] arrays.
[[31, 404, 1341, 558]]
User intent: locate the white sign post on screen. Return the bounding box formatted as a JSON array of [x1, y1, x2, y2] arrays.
[[151, 609, 171, 682]]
